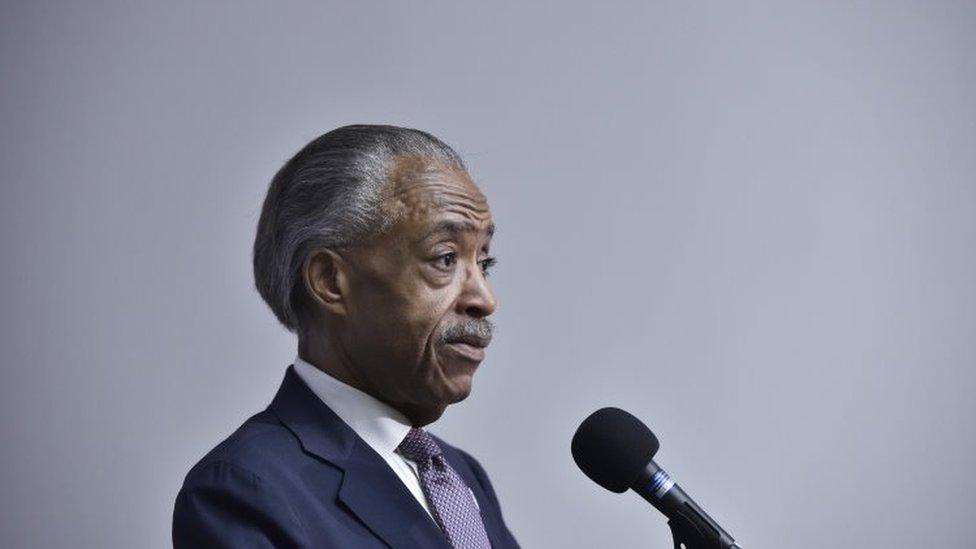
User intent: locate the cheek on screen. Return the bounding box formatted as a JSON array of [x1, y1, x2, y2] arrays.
[[359, 263, 457, 360], [397, 271, 453, 330], [369, 287, 445, 357], [408, 297, 451, 352]]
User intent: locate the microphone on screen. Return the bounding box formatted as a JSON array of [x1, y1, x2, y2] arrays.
[[571, 407, 742, 549]]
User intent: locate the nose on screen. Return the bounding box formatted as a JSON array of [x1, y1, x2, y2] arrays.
[[457, 260, 496, 318]]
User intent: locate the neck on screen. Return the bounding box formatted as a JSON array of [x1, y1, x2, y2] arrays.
[[297, 331, 362, 392], [297, 328, 444, 427]]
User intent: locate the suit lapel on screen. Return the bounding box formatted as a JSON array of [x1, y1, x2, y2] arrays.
[[338, 438, 450, 548], [269, 366, 449, 549]]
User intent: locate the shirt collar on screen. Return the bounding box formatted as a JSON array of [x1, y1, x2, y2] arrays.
[[292, 354, 414, 458]]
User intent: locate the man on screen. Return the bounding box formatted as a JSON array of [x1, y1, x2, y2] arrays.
[[173, 125, 520, 548]]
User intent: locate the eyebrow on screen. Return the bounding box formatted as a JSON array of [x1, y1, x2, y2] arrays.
[[421, 219, 495, 241]]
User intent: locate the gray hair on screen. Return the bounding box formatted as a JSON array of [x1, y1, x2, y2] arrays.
[[252, 124, 466, 333]]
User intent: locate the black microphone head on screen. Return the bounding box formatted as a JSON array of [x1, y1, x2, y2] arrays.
[[571, 407, 660, 493]]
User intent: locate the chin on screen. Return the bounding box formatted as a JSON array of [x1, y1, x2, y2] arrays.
[[431, 353, 477, 403], [447, 386, 472, 404], [442, 374, 474, 404]]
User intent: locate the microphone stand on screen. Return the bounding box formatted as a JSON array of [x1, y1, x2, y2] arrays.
[[667, 518, 743, 549]]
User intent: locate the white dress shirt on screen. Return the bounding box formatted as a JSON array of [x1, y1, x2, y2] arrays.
[[292, 355, 438, 517]]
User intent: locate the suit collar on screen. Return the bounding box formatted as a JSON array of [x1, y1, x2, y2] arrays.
[[269, 365, 450, 549], [291, 354, 413, 458], [269, 364, 356, 464]]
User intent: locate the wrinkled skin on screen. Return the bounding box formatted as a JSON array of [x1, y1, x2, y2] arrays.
[[298, 156, 497, 426]]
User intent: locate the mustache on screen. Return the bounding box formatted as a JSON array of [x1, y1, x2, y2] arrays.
[[439, 318, 495, 345]]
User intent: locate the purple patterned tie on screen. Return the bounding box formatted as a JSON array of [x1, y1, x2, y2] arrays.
[[397, 427, 492, 549]]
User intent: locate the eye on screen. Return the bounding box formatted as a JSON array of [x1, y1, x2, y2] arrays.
[[434, 252, 457, 270], [431, 253, 496, 276], [479, 256, 497, 277]]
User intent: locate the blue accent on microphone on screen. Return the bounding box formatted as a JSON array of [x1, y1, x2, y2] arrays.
[[648, 469, 673, 498]]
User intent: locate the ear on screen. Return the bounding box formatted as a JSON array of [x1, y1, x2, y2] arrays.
[[302, 248, 351, 317]]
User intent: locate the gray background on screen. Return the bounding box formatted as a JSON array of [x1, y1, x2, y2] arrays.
[[2, 1, 974, 547]]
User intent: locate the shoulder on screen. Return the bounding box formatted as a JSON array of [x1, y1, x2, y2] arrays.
[[173, 410, 320, 547], [175, 407, 359, 547], [182, 410, 310, 484]]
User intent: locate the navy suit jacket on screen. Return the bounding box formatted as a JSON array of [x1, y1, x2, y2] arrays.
[[173, 366, 521, 548]]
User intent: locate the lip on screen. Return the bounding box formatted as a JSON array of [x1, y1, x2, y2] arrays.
[[444, 341, 486, 362]]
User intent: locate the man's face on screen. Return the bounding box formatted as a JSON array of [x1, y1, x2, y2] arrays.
[[340, 157, 496, 424]]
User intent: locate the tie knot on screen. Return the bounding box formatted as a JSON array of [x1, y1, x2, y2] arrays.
[[397, 427, 442, 463]]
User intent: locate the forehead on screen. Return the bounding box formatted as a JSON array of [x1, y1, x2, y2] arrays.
[[384, 156, 493, 238]]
